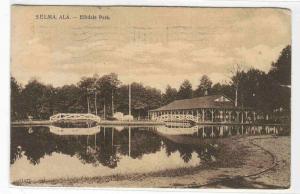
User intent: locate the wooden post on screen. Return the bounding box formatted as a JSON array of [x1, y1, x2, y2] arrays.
[[241, 111, 244, 123], [235, 87, 238, 107], [211, 109, 214, 122], [87, 96, 90, 113], [94, 133, 97, 148], [228, 111, 232, 123], [111, 90, 114, 116], [112, 128, 114, 148], [128, 127, 131, 157], [242, 124, 244, 133], [202, 109, 205, 122], [103, 100, 106, 119], [129, 84, 131, 116], [253, 111, 256, 122], [236, 111, 240, 123], [94, 91, 97, 115], [220, 126, 223, 137]]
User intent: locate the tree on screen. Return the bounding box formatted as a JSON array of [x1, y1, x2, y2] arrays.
[[115, 82, 161, 119], [177, 80, 193, 100], [211, 83, 235, 99], [21, 79, 55, 119], [53, 84, 84, 114], [77, 76, 98, 113], [230, 64, 245, 107], [194, 75, 212, 97], [95, 73, 121, 117], [162, 85, 177, 105], [11, 77, 23, 120], [269, 45, 291, 86]]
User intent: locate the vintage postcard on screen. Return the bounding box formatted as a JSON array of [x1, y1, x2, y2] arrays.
[[10, 5, 291, 188]]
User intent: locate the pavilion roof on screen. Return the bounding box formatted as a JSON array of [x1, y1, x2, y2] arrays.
[[150, 94, 241, 111]]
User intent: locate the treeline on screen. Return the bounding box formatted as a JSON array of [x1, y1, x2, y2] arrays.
[[11, 45, 291, 121]]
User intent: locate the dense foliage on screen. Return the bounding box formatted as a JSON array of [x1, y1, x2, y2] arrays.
[[11, 45, 291, 121]]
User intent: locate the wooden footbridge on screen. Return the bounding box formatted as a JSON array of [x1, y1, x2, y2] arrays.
[[49, 113, 101, 123]]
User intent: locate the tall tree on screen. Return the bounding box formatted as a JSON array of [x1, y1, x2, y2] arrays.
[[194, 75, 212, 97], [269, 45, 291, 86], [53, 84, 84, 114], [210, 83, 235, 99], [21, 79, 55, 119], [162, 85, 177, 105], [77, 76, 98, 113], [11, 77, 23, 120], [95, 73, 121, 117], [177, 80, 193, 100], [230, 64, 244, 107]]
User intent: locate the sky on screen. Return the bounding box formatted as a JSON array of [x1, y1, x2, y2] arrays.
[[11, 6, 291, 90]]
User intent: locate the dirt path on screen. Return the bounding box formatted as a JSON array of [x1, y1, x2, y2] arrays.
[[195, 136, 290, 189]]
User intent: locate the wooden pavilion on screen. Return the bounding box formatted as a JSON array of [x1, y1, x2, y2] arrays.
[[149, 94, 258, 123]]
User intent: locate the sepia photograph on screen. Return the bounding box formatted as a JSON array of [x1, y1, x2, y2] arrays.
[[10, 5, 291, 189]]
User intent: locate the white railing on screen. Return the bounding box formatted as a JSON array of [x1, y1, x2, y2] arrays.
[[49, 125, 101, 136], [49, 113, 101, 123], [154, 114, 198, 122]]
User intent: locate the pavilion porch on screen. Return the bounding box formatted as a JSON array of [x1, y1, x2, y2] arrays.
[[149, 108, 261, 124]]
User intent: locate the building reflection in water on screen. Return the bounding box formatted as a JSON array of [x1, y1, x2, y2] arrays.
[[10, 124, 289, 181]]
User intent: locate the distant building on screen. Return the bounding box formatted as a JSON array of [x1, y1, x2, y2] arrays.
[[149, 94, 256, 123]]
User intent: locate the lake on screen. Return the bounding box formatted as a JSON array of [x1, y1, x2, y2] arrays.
[[10, 124, 287, 182]]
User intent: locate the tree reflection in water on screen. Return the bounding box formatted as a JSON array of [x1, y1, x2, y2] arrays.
[[11, 126, 220, 169]]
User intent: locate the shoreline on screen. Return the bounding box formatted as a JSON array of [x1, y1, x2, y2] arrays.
[[11, 135, 290, 189], [11, 120, 288, 127]]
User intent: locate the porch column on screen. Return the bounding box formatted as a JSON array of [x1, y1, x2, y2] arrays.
[[245, 111, 248, 123], [219, 126, 224, 137], [240, 125, 244, 135], [211, 109, 215, 122], [211, 126, 214, 137], [236, 111, 240, 123], [228, 111, 232, 123], [202, 109, 205, 122], [241, 110, 244, 123], [253, 111, 256, 122], [196, 110, 199, 122]]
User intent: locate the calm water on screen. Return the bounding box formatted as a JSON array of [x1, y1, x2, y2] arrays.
[[10, 124, 287, 181]]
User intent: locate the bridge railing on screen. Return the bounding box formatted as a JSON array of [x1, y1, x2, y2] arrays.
[[155, 114, 197, 122], [50, 113, 101, 123]]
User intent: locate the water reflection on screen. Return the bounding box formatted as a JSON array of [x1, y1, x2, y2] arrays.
[[10, 124, 288, 181]]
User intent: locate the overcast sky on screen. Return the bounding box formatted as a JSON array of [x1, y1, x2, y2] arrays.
[[11, 6, 291, 90]]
